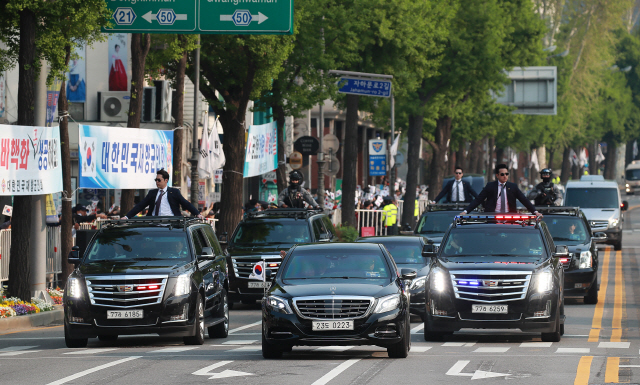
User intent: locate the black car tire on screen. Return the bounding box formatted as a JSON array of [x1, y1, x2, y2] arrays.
[[64, 321, 88, 348], [541, 309, 562, 342], [241, 299, 256, 305], [208, 290, 229, 338], [228, 300, 235, 310], [423, 321, 449, 342], [98, 335, 118, 342], [387, 316, 410, 358], [184, 294, 205, 345], [614, 239, 622, 251], [584, 274, 598, 304], [261, 331, 283, 359]]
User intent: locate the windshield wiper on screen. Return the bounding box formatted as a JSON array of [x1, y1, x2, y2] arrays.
[[132, 257, 162, 261], [419, 231, 444, 234]]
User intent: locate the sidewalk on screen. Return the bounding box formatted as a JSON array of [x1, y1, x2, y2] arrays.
[[0, 305, 63, 333]]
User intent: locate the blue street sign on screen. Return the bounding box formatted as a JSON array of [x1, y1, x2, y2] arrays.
[[369, 139, 387, 176], [338, 77, 392, 98]]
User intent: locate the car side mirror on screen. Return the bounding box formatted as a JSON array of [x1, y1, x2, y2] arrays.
[[621, 201, 629, 211], [400, 268, 417, 280], [422, 244, 436, 258], [217, 231, 228, 245], [68, 245, 81, 266], [593, 232, 607, 243], [199, 247, 214, 260], [554, 245, 569, 257], [319, 233, 331, 242]]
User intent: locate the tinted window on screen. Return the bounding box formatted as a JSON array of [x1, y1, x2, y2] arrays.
[[441, 228, 545, 257], [544, 217, 589, 245], [416, 213, 455, 234], [626, 169, 640, 180], [85, 229, 190, 262], [377, 242, 424, 264], [322, 216, 336, 237], [565, 188, 619, 209], [282, 249, 390, 279], [192, 229, 204, 255], [232, 221, 311, 244], [202, 226, 222, 255], [312, 220, 324, 240]]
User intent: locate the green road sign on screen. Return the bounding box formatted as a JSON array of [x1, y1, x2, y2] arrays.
[[102, 0, 293, 35]]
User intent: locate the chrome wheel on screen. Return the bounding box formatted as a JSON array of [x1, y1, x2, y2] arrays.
[[198, 300, 205, 341], [223, 295, 229, 334]]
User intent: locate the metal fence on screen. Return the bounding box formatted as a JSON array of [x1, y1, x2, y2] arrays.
[[0, 227, 63, 286], [355, 209, 388, 236], [0, 230, 10, 282]]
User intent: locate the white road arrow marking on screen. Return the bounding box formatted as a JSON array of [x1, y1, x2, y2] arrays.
[[193, 361, 254, 380], [219, 12, 269, 24], [446, 360, 510, 381], [142, 11, 188, 23]]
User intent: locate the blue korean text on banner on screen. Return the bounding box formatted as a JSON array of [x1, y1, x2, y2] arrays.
[[243, 121, 278, 178], [78, 125, 173, 189], [368, 139, 387, 176]]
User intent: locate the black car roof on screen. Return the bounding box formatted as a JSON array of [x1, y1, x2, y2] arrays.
[[244, 208, 325, 221], [356, 236, 423, 243], [294, 243, 381, 251]]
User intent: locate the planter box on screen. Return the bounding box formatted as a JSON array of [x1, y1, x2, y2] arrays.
[[0, 305, 63, 332]]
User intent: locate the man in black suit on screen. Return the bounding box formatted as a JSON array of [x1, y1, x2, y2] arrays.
[[461, 164, 542, 217], [123, 169, 202, 219], [434, 166, 478, 203]]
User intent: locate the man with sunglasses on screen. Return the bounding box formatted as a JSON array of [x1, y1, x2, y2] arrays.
[[122, 169, 203, 219], [434, 166, 478, 203], [461, 164, 542, 217]]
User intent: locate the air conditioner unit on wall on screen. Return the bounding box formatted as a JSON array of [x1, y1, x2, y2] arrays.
[[154, 80, 173, 122], [98, 91, 130, 122], [141, 87, 156, 122]]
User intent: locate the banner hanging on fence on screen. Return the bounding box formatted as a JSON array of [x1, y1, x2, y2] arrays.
[[243, 121, 277, 178], [78, 125, 173, 189], [0, 125, 62, 195]]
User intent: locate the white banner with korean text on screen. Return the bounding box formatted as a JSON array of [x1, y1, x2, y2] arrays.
[[0, 125, 62, 195], [243, 121, 277, 178], [78, 125, 173, 189]]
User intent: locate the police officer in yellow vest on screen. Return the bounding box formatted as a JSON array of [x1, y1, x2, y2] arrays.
[[381, 196, 398, 235]]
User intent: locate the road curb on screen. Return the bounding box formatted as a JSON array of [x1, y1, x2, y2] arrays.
[[0, 305, 63, 332]]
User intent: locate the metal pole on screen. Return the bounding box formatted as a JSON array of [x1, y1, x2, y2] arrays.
[[317, 103, 325, 209], [389, 92, 395, 200], [189, 40, 200, 207]]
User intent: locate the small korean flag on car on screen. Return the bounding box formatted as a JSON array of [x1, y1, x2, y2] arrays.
[[249, 261, 266, 281]]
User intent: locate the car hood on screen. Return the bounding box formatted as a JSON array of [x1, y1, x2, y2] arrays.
[[227, 244, 292, 256], [271, 282, 397, 299], [439, 256, 545, 271], [79, 260, 191, 275], [580, 208, 619, 222]]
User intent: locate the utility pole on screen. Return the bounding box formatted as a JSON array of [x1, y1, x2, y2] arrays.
[[389, 93, 395, 200], [317, 103, 325, 209], [189, 39, 200, 207]]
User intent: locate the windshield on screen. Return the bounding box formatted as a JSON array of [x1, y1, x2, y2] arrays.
[[565, 188, 619, 209], [544, 217, 589, 245], [85, 230, 191, 262], [378, 242, 426, 265], [281, 250, 390, 280], [416, 213, 455, 234], [232, 220, 311, 245], [441, 228, 545, 257], [626, 169, 640, 181]]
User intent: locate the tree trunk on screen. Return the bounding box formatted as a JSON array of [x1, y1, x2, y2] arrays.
[[588, 141, 597, 175], [217, 113, 245, 235], [341, 94, 359, 227], [402, 114, 423, 228], [495, 148, 505, 166], [121, 33, 151, 215], [9, 9, 37, 301], [273, 103, 287, 193], [456, 141, 465, 174], [571, 146, 580, 180], [428, 116, 452, 200], [172, 44, 187, 188], [59, 45, 74, 284], [547, 148, 555, 170], [560, 146, 571, 185], [604, 142, 617, 180]]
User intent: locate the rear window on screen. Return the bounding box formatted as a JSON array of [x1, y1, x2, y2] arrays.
[[377, 242, 424, 264], [281, 249, 390, 280], [544, 217, 589, 244], [232, 220, 311, 245], [416, 213, 455, 234], [565, 188, 619, 209], [85, 229, 191, 262]]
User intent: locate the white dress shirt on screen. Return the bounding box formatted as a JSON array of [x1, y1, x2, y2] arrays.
[[496, 183, 509, 213], [155, 187, 173, 216], [452, 180, 464, 202]]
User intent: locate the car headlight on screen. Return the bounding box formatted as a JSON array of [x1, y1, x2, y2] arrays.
[[431, 269, 447, 292], [609, 218, 619, 228], [535, 271, 553, 293], [626, 183, 630, 188], [174, 274, 191, 296], [579, 251, 592, 269], [410, 276, 426, 290], [374, 294, 401, 314], [67, 277, 82, 298], [267, 296, 292, 314]]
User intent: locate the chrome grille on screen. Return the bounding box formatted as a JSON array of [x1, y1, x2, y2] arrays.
[[589, 220, 609, 230], [293, 296, 373, 319], [232, 256, 281, 278], [85, 275, 168, 308], [450, 270, 532, 303]]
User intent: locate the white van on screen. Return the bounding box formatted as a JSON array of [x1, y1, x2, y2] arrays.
[[564, 176, 628, 250], [625, 160, 640, 195]]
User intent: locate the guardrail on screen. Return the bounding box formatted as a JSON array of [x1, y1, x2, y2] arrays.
[[0, 230, 10, 282], [356, 209, 388, 236], [0, 227, 63, 286]]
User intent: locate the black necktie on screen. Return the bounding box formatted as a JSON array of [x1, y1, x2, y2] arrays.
[[499, 184, 506, 213], [154, 190, 165, 216]]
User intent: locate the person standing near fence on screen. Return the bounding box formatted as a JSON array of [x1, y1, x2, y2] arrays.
[[381, 197, 398, 235]]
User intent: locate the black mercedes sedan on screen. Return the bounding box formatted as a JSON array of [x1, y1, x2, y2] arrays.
[[356, 236, 430, 320], [261, 243, 416, 359]]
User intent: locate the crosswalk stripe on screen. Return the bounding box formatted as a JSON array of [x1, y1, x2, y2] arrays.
[[598, 342, 630, 349], [442, 342, 475, 347], [520, 342, 552, 348], [0, 346, 38, 352], [473, 347, 509, 353], [228, 321, 261, 334], [557, 348, 590, 354], [0, 350, 42, 356], [64, 348, 119, 355], [148, 347, 199, 353], [229, 346, 261, 352], [221, 340, 257, 345], [411, 346, 431, 353]]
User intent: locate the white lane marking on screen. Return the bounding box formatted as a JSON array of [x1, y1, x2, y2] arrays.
[[473, 347, 510, 353], [520, 342, 553, 347], [148, 347, 199, 353], [311, 359, 361, 385], [193, 361, 254, 379], [0, 346, 38, 352], [46, 356, 141, 385], [598, 342, 630, 349], [228, 332, 261, 336], [563, 335, 589, 337], [556, 348, 590, 353], [0, 350, 42, 356], [0, 337, 63, 340], [411, 346, 432, 353], [410, 324, 424, 334], [229, 346, 261, 352], [442, 342, 475, 347], [315, 346, 354, 352], [64, 348, 119, 355], [621, 365, 640, 368], [221, 340, 257, 345], [228, 321, 261, 334]]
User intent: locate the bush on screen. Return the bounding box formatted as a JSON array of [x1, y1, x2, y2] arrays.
[[335, 225, 358, 242]]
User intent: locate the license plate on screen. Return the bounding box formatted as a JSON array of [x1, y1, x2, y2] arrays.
[[248, 281, 270, 288], [106, 310, 143, 319], [312, 320, 354, 331], [471, 304, 508, 314]]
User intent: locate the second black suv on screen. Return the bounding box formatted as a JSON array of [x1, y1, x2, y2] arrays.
[[227, 209, 336, 306], [64, 217, 229, 347], [415, 204, 476, 247]]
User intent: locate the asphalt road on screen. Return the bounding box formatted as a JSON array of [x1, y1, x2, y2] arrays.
[[1, 199, 640, 385]]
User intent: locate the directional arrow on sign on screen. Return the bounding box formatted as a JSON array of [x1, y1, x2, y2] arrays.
[[193, 361, 254, 380], [142, 11, 187, 24], [446, 360, 510, 380], [220, 12, 269, 24]]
